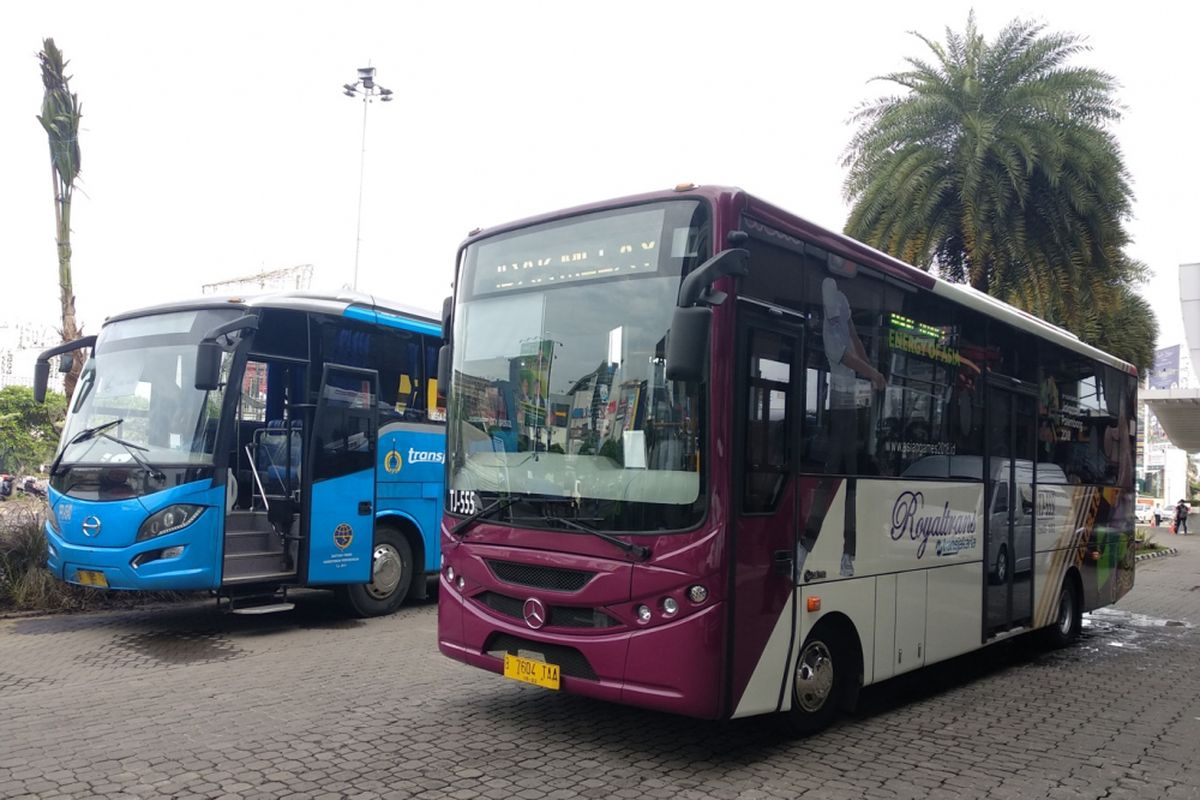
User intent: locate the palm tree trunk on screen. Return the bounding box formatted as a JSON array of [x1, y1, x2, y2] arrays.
[[52, 168, 81, 398]]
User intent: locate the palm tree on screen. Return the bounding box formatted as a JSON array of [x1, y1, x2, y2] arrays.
[[37, 38, 84, 398], [843, 13, 1156, 371]]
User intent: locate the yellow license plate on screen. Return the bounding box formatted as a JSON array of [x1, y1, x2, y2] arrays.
[[76, 569, 109, 588], [503, 654, 561, 690]]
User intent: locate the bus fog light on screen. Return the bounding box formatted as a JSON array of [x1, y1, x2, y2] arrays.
[[456, 576, 466, 590], [446, 566, 456, 582], [662, 597, 679, 616], [636, 605, 652, 624], [688, 585, 708, 603], [161, 546, 184, 560]]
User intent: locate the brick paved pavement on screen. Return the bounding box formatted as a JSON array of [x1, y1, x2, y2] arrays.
[[1, 538, 1198, 800]]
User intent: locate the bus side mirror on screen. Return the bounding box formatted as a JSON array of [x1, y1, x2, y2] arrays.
[[437, 344, 451, 394], [59, 353, 74, 373], [441, 295, 453, 344], [33, 360, 50, 403], [664, 247, 749, 383], [195, 341, 223, 391], [665, 306, 712, 383]]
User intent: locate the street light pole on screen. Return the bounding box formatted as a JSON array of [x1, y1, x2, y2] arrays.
[[343, 65, 393, 291]]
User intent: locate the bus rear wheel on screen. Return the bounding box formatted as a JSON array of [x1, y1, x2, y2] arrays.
[[1042, 576, 1081, 648], [784, 628, 847, 736], [338, 526, 413, 617]]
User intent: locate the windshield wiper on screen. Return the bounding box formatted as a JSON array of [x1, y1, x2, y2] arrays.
[[50, 418, 124, 476], [539, 515, 651, 561], [96, 432, 166, 482], [450, 495, 518, 539]]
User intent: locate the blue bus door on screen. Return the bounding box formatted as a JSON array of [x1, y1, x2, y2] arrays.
[[304, 365, 379, 585]]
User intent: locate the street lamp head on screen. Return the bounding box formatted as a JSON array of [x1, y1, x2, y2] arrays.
[[343, 83, 357, 92], [343, 89, 357, 97], [357, 66, 375, 89]]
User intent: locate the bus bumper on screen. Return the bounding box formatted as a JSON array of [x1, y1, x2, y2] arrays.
[[438, 574, 725, 719], [46, 522, 220, 592]]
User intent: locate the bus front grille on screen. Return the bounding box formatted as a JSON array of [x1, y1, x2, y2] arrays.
[[483, 633, 597, 680], [485, 559, 595, 592], [476, 592, 620, 629]]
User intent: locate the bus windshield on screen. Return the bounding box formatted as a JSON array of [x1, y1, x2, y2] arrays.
[[57, 308, 242, 469], [449, 200, 710, 531]]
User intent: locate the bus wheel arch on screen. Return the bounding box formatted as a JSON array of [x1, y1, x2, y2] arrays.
[[337, 521, 416, 617], [1043, 568, 1083, 648], [783, 613, 863, 736]]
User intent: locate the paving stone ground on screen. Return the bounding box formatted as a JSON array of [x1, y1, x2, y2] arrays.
[[2, 533, 1199, 800]]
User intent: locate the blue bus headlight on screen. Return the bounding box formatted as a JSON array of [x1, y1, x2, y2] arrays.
[[137, 504, 205, 541]]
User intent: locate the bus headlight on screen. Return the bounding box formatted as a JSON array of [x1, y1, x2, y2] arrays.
[[137, 504, 204, 541], [46, 509, 61, 535], [688, 585, 708, 604], [636, 605, 652, 624], [662, 597, 679, 616]]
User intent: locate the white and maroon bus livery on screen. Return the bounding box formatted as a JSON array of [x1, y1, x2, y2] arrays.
[[437, 185, 1136, 733]]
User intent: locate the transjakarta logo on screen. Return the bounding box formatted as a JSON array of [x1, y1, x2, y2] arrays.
[[408, 448, 445, 465]]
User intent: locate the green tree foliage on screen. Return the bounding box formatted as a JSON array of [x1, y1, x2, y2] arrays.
[[843, 13, 1157, 371], [37, 38, 85, 398], [0, 386, 66, 474]]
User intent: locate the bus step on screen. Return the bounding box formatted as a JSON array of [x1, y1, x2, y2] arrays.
[[224, 530, 285, 555], [231, 602, 296, 615], [221, 571, 296, 586]]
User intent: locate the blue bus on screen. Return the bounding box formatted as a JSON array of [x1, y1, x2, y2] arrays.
[[34, 291, 445, 615]]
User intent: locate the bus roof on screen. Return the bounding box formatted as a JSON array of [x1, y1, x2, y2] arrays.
[[460, 184, 1136, 376], [104, 289, 440, 337]]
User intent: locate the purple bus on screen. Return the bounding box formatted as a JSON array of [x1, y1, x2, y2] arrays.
[[437, 185, 1137, 733]]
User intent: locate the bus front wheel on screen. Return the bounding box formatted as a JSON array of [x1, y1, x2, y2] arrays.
[[338, 526, 413, 617], [784, 627, 847, 736]]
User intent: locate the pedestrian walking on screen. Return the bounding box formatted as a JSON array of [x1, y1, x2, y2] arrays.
[[1154, 506, 1163, 527], [1175, 499, 1190, 535]]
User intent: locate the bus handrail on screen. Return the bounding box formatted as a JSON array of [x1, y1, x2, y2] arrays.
[[245, 444, 270, 514]]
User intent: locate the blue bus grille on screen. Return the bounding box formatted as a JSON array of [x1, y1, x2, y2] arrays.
[[485, 559, 594, 592]]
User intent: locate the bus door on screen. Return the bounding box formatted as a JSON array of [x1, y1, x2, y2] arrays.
[[304, 365, 379, 585], [984, 383, 1036, 635], [728, 303, 804, 717]]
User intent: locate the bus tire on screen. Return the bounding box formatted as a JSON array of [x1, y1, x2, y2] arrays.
[[1042, 575, 1081, 648], [783, 625, 848, 736], [338, 526, 413, 618]]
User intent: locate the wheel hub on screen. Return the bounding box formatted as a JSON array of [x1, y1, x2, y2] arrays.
[[365, 543, 403, 600], [794, 641, 834, 713]]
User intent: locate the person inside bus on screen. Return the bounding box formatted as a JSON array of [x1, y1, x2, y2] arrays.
[[796, 276, 887, 580]]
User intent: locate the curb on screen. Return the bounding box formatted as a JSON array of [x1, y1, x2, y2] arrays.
[[1135, 547, 1179, 563]]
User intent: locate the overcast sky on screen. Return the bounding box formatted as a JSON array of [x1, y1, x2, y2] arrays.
[[3, 1, 1196, 353]]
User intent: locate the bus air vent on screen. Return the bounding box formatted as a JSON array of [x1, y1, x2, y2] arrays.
[[485, 559, 595, 592], [476, 592, 619, 629]]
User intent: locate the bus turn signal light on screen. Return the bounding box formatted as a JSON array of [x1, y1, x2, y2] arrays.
[[806, 596, 821, 613]]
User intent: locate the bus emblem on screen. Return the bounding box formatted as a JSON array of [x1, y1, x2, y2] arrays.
[[334, 523, 353, 550], [81, 515, 102, 538], [384, 448, 403, 474], [522, 598, 547, 629]]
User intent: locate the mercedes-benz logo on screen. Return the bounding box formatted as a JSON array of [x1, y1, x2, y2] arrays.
[[81, 515, 102, 538], [522, 597, 547, 630]]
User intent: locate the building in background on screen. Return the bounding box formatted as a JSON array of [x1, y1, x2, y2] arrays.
[[0, 320, 65, 394], [201, 264, 314, 296], [1141, 262, 1200, 506]]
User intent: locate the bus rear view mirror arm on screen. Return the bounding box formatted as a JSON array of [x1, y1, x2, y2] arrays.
[[194, 314, 259, 391], [666, 248, 750, 383], [33, 335, 97, 402]]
